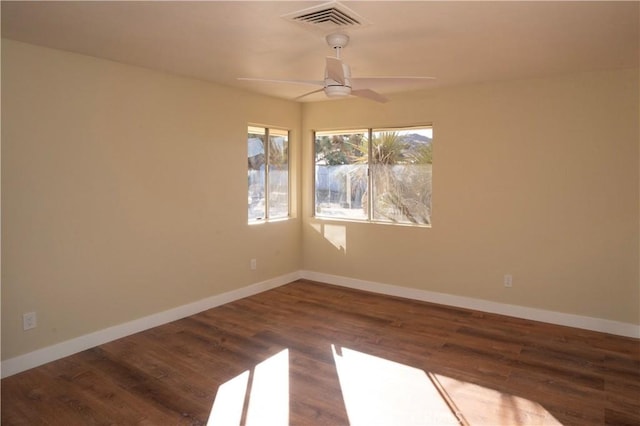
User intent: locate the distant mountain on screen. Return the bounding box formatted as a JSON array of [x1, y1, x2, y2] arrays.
[[400, 134, 432, 162], [404, 133, 432, 144]]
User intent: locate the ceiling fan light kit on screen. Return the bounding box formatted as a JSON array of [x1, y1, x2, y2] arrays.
[[325, 85, 351, 98]]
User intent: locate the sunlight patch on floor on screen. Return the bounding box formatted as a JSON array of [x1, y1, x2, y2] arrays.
[[246, 348, 289, 426], [207, 349, 289, 426], [207, 370, 249, 425], [209, 345, 562, 425], [433, 374, 563, 425], [332, 345, 460, 425]]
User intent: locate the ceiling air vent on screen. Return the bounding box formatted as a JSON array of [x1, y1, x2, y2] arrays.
[[283, 1, 370, 32]]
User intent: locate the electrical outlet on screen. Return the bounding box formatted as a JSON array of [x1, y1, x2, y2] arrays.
[[503, 274, 513, 288], [23, 312, 37, 331], [250, 258, 257, 270]]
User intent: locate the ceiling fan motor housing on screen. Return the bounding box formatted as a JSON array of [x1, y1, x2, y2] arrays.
[[324, 61, 352, 97]]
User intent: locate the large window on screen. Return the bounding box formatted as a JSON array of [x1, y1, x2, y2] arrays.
[[315, 126, 432, 226], [248, 126, 289, 222]]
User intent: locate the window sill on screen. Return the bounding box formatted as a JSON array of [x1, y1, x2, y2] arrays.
[[248, 217, 291, 225], [313, 216, 431, 228]]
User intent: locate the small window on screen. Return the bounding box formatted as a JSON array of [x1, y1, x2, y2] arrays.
[[314, 126, 432, 226], [248, 126, 289, 222]]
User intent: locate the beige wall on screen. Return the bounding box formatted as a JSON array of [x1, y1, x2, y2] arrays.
[[2, 39, 639, 362], [1, 40, 302, 359], [302, 69, 639, 325]]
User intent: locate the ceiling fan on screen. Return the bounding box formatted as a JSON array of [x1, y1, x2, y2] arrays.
[[239, 33, 435, 103]]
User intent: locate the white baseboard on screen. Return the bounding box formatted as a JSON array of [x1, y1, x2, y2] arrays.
[[300, 270, 640, 339], [1, 271, 301, 379], [3, 269, 638, 378]]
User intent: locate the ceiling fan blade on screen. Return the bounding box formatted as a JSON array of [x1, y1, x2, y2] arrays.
[[351, 76, 435, 90], [351, 89, 389, 103], [294, 88, 325, 101], [325, 57, 345, 85], [238, 77, 324, 87]]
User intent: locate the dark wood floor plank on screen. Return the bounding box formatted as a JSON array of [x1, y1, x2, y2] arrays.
[[2, 279, 639, 425]]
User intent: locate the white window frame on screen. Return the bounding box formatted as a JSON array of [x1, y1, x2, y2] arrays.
[[248, 125, 290, 223], [313, 125, 433, 227]]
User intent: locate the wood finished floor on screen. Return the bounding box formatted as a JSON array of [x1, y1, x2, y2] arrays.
[[2, 280, 639, 425]]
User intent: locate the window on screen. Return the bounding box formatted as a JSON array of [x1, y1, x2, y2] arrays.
[[248, 126, 289, 221], [314, 126, 432, 226]]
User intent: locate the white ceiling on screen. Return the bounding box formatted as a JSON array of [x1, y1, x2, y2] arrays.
[[2, 1, 638, 102]]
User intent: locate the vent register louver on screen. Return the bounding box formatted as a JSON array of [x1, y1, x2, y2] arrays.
[[293, 7, 360, 26], [282, 1, 369, 32]]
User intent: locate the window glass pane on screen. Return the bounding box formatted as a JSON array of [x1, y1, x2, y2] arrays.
[[248, 129, 266, 221], [315, 130, 368, 220], [268, 130, 289, 219], [371, 128, 432, 225]]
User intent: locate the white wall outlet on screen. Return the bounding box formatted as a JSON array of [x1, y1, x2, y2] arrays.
[[250, 258, 257, 270], [23, 311, 37, 331], [504, 274, 513, 288]]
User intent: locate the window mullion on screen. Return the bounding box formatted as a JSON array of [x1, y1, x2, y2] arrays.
[[264, 128, 270, 220], [367, 128, 373, 221]]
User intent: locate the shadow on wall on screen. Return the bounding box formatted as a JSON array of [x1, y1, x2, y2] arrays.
[[310, 222, 347, 254]]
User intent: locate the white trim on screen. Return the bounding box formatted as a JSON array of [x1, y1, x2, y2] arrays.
[[3, 269, 638, 378], [1, 272, 300, 379], [300, 270, 640, 339]]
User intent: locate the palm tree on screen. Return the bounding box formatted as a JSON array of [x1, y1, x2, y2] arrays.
[[411, 142, 433, 165], [357, 132, 431, 225]]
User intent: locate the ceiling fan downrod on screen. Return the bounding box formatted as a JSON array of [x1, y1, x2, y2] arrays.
[[326, 32, 349, 59]]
